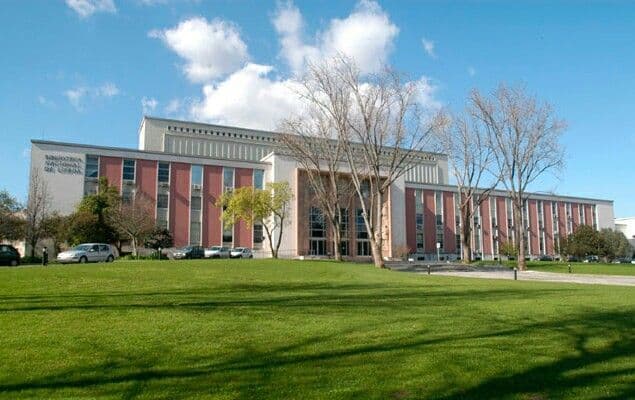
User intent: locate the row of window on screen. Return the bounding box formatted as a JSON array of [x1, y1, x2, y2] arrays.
[[412, 190, 599, 256], [83, 155, 265, 246], [308, 208, 371, 257]]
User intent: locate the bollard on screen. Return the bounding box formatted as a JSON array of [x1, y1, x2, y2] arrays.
[[427, 264, 431, 275], [568, 264, 571, 274], [513, 267, 518, 281]]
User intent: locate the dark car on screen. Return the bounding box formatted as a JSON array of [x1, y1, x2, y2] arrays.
[[538, 255, 554, 261], [0, 244, 20, 266], [567, 255, 579, 262], [172, 246, 205, 259]]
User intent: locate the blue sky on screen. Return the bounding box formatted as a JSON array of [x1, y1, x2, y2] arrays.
[[1, 0, 634, 216]]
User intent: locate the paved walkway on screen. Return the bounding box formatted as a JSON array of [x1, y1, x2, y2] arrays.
[[433, 270, 635, 287], [388, 263, 635, 287]]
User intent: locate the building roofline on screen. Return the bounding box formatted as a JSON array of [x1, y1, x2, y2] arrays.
[[30, 139, 271, 166], [141, 115, 449, 159], [405, 181, 613, 204]]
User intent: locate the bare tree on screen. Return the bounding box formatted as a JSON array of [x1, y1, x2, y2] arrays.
[[108, 190, 155, 257], [470, 84, 565, 270], [338, 58, 447, 268], [25, 169, 51, 258], [280, 60, 356, 260], [433, 112, 499, 263]]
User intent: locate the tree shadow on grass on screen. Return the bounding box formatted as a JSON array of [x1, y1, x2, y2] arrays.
[[0, 309, 633, 399], [0, 281, 577, 314]]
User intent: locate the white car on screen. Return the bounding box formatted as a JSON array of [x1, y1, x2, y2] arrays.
[[205, 246, 230, 258], [57, 243, 116, 264], [230, 247, 253, 259]]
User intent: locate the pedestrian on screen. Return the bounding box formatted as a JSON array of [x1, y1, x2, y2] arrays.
[[42, 247, 48, 266]]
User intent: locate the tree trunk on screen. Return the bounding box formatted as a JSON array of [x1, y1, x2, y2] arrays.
[[514, 202, 526, 270], [461, 202, 472, 264], [371, 196, 385, 268], [332, 225, 342, 261], [131, 237, 138, 258]]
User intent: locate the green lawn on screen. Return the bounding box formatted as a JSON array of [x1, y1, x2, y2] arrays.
[[0, 260, 633, 399], [476, 260, 635, 276]]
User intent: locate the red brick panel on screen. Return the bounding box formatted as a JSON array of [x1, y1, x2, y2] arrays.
[[544, 201, 554, 255], [99, 156, 122, 192], [202, 165, 222, 247], [136, 160, 157, 204], [496, 197, 508, 244], [405, 188, 416, 253], [529, 200, 539, 255], [480, 197, 492, 256], [443, 191, 456, 253], [584, 204, 593, 226], [234, 168, 253, 247], [170, 163, 190, 247], [572, 203, 580, 232], [424, 190, 436, 253]]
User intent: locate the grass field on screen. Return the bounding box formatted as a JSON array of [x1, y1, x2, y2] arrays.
[[0, 260, 633, 399], [476, 260, 635, 276]]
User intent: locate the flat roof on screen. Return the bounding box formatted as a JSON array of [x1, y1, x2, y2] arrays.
[[31, 139, 271, 167], [405, 181, 613, 204]]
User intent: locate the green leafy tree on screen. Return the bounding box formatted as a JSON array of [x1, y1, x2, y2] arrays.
[[0, 190, 24, 242], [144, 227, 174, 250], [598, 229, 631, 261], [41, 212, 70, 253], [499, 241, 517, 260], [567, 225, 602, 258], [68, 177, 120, 247], [217, 182, 293, 259]]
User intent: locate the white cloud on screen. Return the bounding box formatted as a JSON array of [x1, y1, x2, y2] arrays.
[[97, 82, 120, 97], [272, 0, 398, 75], [64, 82, 120, 110], [165, 98, 183, 114], [141, 97, 158, 114], [65, 0, 116, 18], [190, 63, 303, 130], [421, 37, 436, 58], [150, 17, 249, 83], [37, 95, 55, 108], [64, 87, 89, 110], [467, 66, 476, 77]]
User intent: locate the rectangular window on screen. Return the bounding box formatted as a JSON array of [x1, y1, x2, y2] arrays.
[[85, 155, 99, 178], [435, 192, 444, 250], [356, 208, 370, 256], [253, 224, 264, 244], [157, 208, 168, 229], [122, 186, 135, 204], [339, 208, 349, 237], [158, 162, 170, 183], [340, 240, 349, 256], [253, 169, 264, 190], [123, 159, 136, 181], [310, 207, 326, 238], [592, 205, 598, 230], [157, 193, 169, 209], [191, 165, 203, 187], [356, 209, 368, 240], [223, 167, 235, 192]]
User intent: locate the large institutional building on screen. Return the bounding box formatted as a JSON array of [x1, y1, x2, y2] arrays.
[[30, 116, 615, 260]]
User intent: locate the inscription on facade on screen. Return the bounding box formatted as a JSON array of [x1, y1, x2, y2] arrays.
[[44, 154, 84, 175]]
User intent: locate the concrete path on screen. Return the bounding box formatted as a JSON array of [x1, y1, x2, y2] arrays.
[[387, 263, 635, 287], [433, 269, 635, 287]]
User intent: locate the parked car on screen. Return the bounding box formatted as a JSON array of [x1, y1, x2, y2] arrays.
[[566, 255, 579, 262], [230, 247, 253, 259], [205, 246, 230, 258], [538, 255, 554, 261], [172, 246, 205, 260], [57, 243, 115, 264], [583, 255, 599, 263], [613, 258, 632, 264], [0, 244, 20, 266]]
